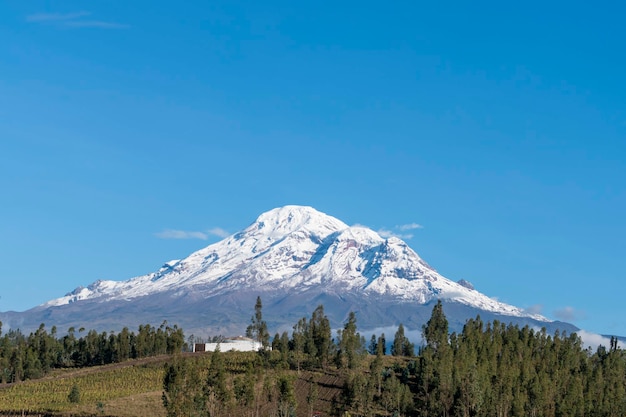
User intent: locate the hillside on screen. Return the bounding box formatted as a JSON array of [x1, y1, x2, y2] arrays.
[[1, 301, 625, 417], [0, 352, 353, 417]]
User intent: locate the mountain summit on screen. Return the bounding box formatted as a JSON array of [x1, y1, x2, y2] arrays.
[[1, 206, 575, 336]]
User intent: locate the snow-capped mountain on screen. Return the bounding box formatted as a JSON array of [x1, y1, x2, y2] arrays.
[[1, 206, 577, 336]]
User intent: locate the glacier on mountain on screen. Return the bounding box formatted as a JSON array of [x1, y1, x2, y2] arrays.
[[41, 205, 546, 323]]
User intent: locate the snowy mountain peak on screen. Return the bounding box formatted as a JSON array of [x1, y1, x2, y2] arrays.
[[36, 205, 549, 328], [248, 205, 348, 238]]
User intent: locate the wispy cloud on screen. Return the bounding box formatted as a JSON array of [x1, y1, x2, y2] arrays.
[[352, 222, 423, 239], [377, 223, 423, 240], [208, 227, 230, 238], [26, 11, 128, 29], [26, 11, 91, 22], [553, 306, 585, 322], [577, 330, 621, 350], [397, 223, 424, 231], [64, 20, 130, 29], [524, 304, 544, 315], [155, 229, 209, 240], [155, 227, 230, 240], [377, 228, 405, 239]]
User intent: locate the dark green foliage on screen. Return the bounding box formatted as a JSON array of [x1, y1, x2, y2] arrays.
[[162, 356, 205, 417], [391, 323, 415, 357], [369, 334, 378, 355], [6, 297, 625, 416], [246, 296, 270, 350], [205, 346, 232, 416], [423, 299, 449, 350], [0, 321, 185, 383], [378, 333, 387, 356], [67, 383, 80, 403], [306, 377, 319, 417], [288, 305, 333, 371], [233, 369, 255, 408], [309, 305, 333, 368], [159, 299, 626, 417], [276, 374, 297, 417], [291, 316, 307, 372], [336, 311, 365, 370]]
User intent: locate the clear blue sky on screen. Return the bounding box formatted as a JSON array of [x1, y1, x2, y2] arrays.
[[1, 1, 625, 337]]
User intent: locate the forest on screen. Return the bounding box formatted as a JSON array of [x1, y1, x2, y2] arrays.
[[0, 320, 184, 383], [163, 299, 626, 417], [1, 299, 625, 416]]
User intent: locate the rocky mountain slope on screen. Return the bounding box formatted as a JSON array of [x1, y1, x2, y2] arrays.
[[0, 206, 577, 337]]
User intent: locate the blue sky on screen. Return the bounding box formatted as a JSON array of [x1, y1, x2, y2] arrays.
[[1, 1, 625, 337]]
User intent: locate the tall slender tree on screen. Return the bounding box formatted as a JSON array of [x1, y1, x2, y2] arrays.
[[246, 296, 270, 350]]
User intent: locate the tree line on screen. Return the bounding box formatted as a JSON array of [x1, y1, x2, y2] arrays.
[[164, 297, 626, 417], [0, 320, 184, 383]]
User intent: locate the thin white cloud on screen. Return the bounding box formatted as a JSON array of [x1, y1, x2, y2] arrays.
[[65, 20, 130, 29], [554, 306, 585, 322], [26, 11, 91, 22], [351, 222, 423, 240], [208, 227, 230, 238], [397, 223, 424, 231], [576, 330, 621, 350], [524, 304, 543, 315], [155, 229, 208, 240], [378, 222, 423, 239], [377, 228, 414, 240], [26, 11, 128, 29], [155, 227, 230, 240]]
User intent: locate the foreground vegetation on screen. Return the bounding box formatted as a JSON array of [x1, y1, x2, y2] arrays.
[[1, 298, 625, 416], [163, 299, 626, 417], [0, 320, 184, 383], [0, 359, 164, 414]]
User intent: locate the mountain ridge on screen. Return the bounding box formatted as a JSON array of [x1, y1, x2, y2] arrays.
[[1, 205, 575, 337]]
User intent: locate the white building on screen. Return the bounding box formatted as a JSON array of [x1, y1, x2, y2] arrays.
[[193, 337, 263, 353]]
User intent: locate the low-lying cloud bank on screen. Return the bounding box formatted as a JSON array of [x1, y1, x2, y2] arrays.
[[361, 326, 622, 352]]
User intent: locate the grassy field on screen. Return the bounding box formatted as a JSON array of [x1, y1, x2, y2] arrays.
[[0, 352, 411, 417], [0, 359, 166, 416], [0, 352, 352, 417]]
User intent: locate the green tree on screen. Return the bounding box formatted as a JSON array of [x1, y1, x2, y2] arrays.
[[391, 323, 414, 357], [276, 374, 297, 417], [310, 304, 333, 368], [234, 367, 256, 417], [423, 300, 449, 350], [291, 317, 307, 372], [382, 374, 413, 417], [246, 296, 270, 350], [162, 356, 205, 417], [369, 334, 378, 355], [336, 311, 364, 370], [378, 333, 387, 356], [307, 377, 319, 417], [68, 383, 81, 404], [205, 345, 232, 416]]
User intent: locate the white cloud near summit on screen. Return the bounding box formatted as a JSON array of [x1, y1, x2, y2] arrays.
[[398, 223, 424, 231], [207, 227, 230, 238], [376, 222, 423, 240], [524, 304, 544, 315], [155, 229, 209, 240], [155, 227, 230, 240], [554, 306, 585, 322]]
